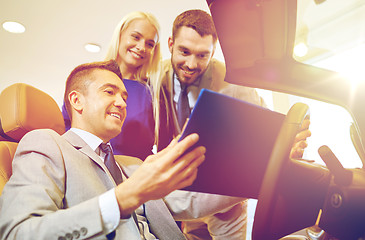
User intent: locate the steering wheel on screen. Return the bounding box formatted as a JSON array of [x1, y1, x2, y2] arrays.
[[252, 102, 310, 240]]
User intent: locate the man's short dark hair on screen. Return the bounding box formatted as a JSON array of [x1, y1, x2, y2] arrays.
[[172, 9, 218, 44], [63, 59, 123, 120]]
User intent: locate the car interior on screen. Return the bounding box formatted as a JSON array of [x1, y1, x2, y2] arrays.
[[1, 0, 365, 239], [208, 0, 365, 239]]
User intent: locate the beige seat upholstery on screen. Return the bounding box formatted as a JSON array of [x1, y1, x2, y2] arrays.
[[0, 83, 65, 194], [0, 142, 17, 194]]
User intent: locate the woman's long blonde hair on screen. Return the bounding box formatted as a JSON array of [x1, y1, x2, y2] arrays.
[[105, 11, 164, 147]]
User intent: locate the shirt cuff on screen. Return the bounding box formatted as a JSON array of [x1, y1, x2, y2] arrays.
[[99, 188, 120, 234]]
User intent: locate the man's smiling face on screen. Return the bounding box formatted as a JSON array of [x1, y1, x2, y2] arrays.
[[169, 26, 215, 85], [79, 69, 128, 142]]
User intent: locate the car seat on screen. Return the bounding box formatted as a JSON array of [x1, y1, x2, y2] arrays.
[[0, 83, 65, 194]]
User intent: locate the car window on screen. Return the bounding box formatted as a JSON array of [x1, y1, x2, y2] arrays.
[[292, 94, 362, 169], [256, 88, 363, 169], [294, 0, 365, 86], [278, 0, 365, 168]]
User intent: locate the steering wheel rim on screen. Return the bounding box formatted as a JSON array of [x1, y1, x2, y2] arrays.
[[252, 102, 310, 240]]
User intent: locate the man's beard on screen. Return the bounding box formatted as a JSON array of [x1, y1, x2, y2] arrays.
[[171, 61, 200, 84]]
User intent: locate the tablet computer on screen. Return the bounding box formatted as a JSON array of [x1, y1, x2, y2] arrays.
[[180, 89, 285, 198]]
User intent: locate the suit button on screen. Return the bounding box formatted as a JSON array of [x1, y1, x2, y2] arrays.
[[80, 227, 88, 236], [65, 233, 73, 240], [58, 237, 66, 240], [72, 230, 80, 239]]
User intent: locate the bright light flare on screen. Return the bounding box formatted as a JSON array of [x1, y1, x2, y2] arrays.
[[314, 44, 365, 87], [84, 43, 101, 53], [294, 42, 308, 57], [2, 21, 25, 33]]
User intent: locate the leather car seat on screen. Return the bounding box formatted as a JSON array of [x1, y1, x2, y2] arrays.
[[0, 83, 65, 194]]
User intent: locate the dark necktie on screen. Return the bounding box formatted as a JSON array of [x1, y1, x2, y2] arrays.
[[177, 82, 190, 129], [100, 143, 123, 185]]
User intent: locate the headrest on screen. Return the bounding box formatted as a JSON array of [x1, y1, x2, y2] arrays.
[[0, 83, 65, 141]]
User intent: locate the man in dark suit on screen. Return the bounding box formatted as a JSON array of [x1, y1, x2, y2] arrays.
[[159, 9, 311, 240], [0, 60, 241, 240]]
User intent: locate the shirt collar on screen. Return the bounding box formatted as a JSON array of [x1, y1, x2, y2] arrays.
[[70, 128, 104, 152], [173, 73, 202, 97], [173, 73, 202, 108]]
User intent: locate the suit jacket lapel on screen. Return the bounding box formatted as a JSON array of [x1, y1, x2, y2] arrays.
[[62, 131, 113, 183], [165, 65, 181, 135], [199, 60, 214, 90], [145, 200, 186, 240]]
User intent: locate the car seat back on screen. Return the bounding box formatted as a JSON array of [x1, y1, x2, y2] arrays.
[[0, 83, 65, 194]]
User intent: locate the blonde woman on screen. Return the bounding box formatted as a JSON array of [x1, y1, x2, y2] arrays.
[[63, 11, 170, 159]]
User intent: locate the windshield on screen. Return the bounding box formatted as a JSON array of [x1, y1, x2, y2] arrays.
[[286, 0, 365, 168], [295, 0, 365, 86]]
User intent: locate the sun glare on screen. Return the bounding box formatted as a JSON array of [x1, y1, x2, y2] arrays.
[[313, 44, 365, 87]]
